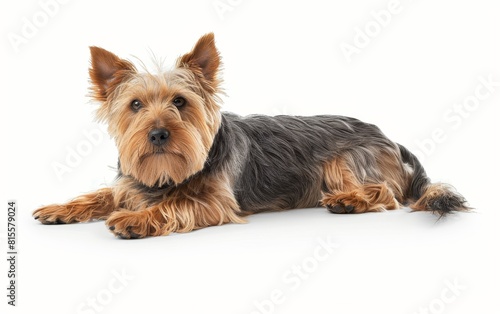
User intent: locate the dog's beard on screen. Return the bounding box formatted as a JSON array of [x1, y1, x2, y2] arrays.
[[118, 131, 209, 187]]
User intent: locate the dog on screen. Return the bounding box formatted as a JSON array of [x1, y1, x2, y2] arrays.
[[33, 33, 469, 239]]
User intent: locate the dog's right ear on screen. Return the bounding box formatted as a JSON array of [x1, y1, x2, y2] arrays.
[[89, 47, 136, 101]]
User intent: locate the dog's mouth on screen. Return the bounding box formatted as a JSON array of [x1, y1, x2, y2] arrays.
[[139, 150, 184, 163]]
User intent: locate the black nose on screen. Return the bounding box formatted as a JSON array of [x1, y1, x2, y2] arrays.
[[148, 129, 169, 146]]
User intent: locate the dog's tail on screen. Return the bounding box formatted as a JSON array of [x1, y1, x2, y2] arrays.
[[398, 144, 470, 217]]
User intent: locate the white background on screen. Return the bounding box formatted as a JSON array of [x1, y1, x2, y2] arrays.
[[1, 0, 499, 313]]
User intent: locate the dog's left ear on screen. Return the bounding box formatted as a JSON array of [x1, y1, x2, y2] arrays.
[[177, 33, 221, 90]]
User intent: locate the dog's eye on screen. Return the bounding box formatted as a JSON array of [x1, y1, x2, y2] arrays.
[[130, 99, 143, 112], [172, 97, 186, 108]]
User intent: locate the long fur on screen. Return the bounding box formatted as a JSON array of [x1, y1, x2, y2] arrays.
[[33, 33, 470, 239]]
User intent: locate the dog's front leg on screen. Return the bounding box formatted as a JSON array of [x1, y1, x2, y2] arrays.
[[105, 176, 246, 239], [33, 188, 116, 224]]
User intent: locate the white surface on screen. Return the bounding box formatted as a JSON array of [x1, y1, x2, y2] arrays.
[[1, 0, 499, 313]]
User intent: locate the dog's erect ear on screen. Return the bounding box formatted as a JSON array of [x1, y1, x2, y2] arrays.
[[177, 33, 221, 90], [89, 47, 136, 101]]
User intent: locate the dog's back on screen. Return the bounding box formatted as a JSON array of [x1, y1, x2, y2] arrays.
[[219, 113, 468, 216]]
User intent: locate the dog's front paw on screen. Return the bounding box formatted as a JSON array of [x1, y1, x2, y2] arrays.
[[33, 205, 75, 224], [106, 211, 153, 239]]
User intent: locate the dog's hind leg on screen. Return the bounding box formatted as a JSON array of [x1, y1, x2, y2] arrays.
[[320, 150, 407, 214]]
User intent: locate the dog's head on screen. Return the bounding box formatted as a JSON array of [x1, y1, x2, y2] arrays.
[[89, 33, 222, 187]]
